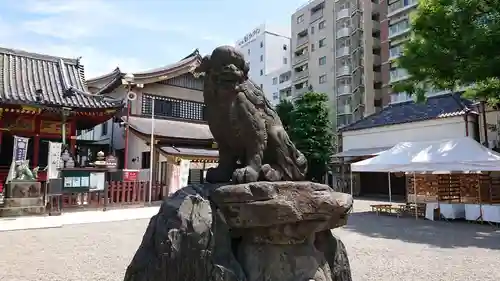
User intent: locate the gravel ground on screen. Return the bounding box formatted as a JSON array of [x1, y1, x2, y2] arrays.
[[1, 199, 500, 281]]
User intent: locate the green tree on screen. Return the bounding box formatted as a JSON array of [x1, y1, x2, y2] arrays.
[[394, 0, 500, 103], [275, 99, 294, 133], [276, 92, 333, 182]]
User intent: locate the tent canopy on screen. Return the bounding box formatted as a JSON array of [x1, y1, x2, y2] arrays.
[[351, 137, 500, 172]]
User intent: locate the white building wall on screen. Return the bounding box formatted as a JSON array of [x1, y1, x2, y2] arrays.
[[264, 67, 292, 106], [342, 117, 477, 150], [235, 23, 291, 98]]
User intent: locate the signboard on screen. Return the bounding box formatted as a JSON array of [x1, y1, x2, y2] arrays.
[[40, 120, 69, 135], [105, 155, 118, 170], [3, 116, 35, 132], [236, 24, 264, 47], [6, 136, 30, 183], [179, 159, 191, 188], [123, 169, 139, 181], [47, 142, 62, 179]]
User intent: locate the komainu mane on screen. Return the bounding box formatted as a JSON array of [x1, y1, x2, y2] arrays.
[[195, 45, 307, 184]]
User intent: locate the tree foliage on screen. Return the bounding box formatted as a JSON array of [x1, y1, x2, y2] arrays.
[[394, 0, 500, 104], [276, 92, 334, 182], [275, 99, 294, 133]]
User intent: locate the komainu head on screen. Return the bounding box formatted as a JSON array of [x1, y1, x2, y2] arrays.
[[195, 46, 249, 84]]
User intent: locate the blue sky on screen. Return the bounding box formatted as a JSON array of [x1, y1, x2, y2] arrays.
[[0, 0, 309, 78]]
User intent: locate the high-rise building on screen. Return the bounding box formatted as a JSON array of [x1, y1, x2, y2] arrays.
[[235, 24, 292, 106], [290, 0, 383, 129], [382, 0, 418, 104]]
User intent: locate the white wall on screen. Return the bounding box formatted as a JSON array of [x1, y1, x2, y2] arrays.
[[235, 23, 291, 93], [342, 116, 477, 150], [264, 67, 292, 106]]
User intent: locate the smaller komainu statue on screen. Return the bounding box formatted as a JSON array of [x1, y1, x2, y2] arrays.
[[13, 161, 39, 181], [195, 46, 308, 184]]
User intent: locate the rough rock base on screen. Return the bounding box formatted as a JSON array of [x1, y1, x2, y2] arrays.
[[124, 183, 352, 281]]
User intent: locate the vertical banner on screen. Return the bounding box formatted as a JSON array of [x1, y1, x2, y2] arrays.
[[179, 159, 191, 188], [6, 136, 30, 183], [47, 142, 63, 179], [169, 164, 180, 195]]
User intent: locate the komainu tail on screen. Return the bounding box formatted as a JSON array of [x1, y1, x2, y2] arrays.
[[275, 128, 308, 181]]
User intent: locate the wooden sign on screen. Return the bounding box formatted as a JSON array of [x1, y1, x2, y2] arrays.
[[40, 120, 70, 135], [3, 116, 35, 132], [105, 155, 118, 170]]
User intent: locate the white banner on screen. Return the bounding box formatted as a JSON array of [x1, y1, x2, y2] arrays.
[[179, 159, 191, 188], [6, 136, 30, 183], [47, 142, 63, 179]]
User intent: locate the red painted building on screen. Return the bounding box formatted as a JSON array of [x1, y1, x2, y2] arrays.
[[0, 47, 124, 182]]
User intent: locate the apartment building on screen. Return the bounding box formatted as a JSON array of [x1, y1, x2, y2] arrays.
[[381, 0, 418, 104], [291, 0, 383, 129], [266, 66, 293, 105], [235, 24, 292, 105]]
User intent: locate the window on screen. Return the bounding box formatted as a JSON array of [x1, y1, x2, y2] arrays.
[[283, 57, 287, 64], [260, 84, 263, 89], [389, 19, 410, 37], [100, 122, 108, 136], [272, 92, 279, 100], [318, 56, 326, 65], [248, 49, 251, 55], [319, 20, 326, 29], [141, 151, 150, 169], [141, 94, 207, 121], [311, 43, 315, 52], [389, 44, 404, 59], [319, 38, 326, 47], [283, 44, 287, 50], [297, 14, 304, 23], [260, 41, 264, 48], [311, 26, 315, 34], [319, 74, 327, 84], [260, 55, 263, 62], [272, 77, 278, 85], [390, 92, 412, 104], [260, 69, 264, 76]]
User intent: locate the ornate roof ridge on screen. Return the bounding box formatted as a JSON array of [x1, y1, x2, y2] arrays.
[[0, 46, 79, 65]]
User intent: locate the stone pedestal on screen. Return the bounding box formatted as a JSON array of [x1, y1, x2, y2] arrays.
[[1, 181, 44, 217], [124, 182, 353, 281], [211, 181, 352, 281]]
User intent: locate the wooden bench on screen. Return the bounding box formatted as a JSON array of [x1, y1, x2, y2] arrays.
[[370, 204, 403, 217]]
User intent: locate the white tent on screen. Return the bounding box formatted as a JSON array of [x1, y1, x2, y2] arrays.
[[351, 137, 500, 173]]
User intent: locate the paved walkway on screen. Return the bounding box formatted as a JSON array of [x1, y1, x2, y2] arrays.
[[0, 206, 160, 232]]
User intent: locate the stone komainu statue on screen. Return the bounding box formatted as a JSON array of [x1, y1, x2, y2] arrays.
[[195, 46, 308, 184]]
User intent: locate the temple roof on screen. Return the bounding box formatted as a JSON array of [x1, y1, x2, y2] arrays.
[[339, 93, 476, 132], [0, 47, 124, 109], [126, 115, 213, 140], [87, 49, 202, 94]]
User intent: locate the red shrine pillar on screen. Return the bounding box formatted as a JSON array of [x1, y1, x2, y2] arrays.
[[33, 116, 40, 167], [70, 120, 76, 155]]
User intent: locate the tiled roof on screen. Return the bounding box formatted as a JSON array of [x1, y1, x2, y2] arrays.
[[339, 93, 476, 132], [126, 116, 213, 140], [87, 49, 202, 91], [0, 47, 124, 109]]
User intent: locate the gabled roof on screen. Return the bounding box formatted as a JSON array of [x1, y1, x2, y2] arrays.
[[87, 49, 202, 94], [339, 93, 476, 132], [0, 47, 124, 109]]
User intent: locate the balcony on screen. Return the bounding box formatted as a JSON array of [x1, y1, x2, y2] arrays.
[[338, 104, 352, 114], [388, 0, 418, 17], [337, 9, 349, 20], [389, 68, 410, 83], [336, 28, 350, 39], [294, 68, 309, 81], [337, 66, 351, 77], [310, 9, 324, 23], [293, 52, 309, 65], [294, 86, 308, 97], [336, 47, 350, 58], [372, 20, 380, 31], [296, 36, 309, 47], [337, 85, 351, 96], [373, 54, 381, 65], [374, 71, 382, 82]]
